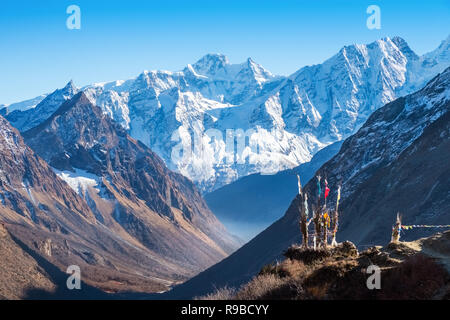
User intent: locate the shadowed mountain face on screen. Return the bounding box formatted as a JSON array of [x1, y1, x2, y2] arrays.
[[22, 92, 239, 276], [164, 67, 450, 299], [0, 222, 58, 300], [310, 68, 450, 246]]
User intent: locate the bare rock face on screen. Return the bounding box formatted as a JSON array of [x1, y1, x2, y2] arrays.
[[0, 223, 7, 238], [38, 239, 53, 257], [0, 114, 95, 226]]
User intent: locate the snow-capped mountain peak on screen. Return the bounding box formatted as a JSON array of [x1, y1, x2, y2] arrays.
[[423, 34, 450, 66], [3, 80, 79, 132], [391, 36, 419, 60], [186, 53, 274, 84], [63, 79, 77, 91], [191, 53, 230, 77], [243, 57, 275, 84]]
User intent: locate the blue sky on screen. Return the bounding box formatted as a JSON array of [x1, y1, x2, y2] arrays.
[[1, 0, 449, 104]]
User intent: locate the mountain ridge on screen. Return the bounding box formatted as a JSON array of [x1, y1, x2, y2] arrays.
[[22, 91, 239, 273], [4, 35, 449, 192]]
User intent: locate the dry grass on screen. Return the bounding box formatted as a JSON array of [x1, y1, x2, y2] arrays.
[[259, 259, 311, 279], [235, 274, 291, 300], [280, 259, 310, 279], [377, 254, 448, 300], [197, 286, 236, 300], [305, 285, 329, 299]]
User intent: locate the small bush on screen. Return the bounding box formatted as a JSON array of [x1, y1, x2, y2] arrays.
[[377, 254, 448, 300], [306, 285, 329, 299], [259, 260, 309, 279], [235, 274, 287, 300], [197, 286, 236, 300], [279, 259, 310, 279], [258, 278, 304, 300], [259, 263, 283, 277], [283, 246, 331, 265]]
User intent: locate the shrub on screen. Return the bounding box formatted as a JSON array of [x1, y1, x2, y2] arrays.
[[376, 254, 448, 300], [197, 286, 236, 300], [235, 274, 287, 300], [279, 259, 310, 279], [305, 285, 329, 299], [283, 246, 331, 265], [259, 263, 283, 277]]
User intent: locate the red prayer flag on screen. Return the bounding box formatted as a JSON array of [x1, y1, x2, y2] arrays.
[[324, 186, 330, 199], [324, 179, 330, 199]]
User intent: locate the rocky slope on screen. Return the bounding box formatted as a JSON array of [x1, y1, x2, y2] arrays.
[[3, 36, 449, 192], [22, 92, 239, 276], [0, 115, 181, 296], [163, 67, 450, 299], [0, 223, 116, 299], [0, 222, 57, 299]]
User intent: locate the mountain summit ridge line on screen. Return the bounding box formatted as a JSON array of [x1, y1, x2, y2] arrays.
[[2, 35, 449, 193]]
